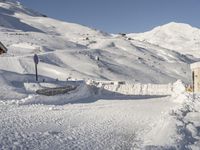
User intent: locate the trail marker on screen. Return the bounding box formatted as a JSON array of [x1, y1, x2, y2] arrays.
[[33, 54, 39, 81]]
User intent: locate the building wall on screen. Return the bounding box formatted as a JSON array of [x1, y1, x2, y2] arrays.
[[0, 42, 7, 54], [193, 68, 200, 92], [0, 45, 7, 54], [0, 48, 4, 54]]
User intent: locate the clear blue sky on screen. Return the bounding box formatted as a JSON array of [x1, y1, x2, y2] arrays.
[[18, 0, 199, 33]]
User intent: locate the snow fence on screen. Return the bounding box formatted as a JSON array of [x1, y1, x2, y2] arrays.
[[87, 80, 185, 96]]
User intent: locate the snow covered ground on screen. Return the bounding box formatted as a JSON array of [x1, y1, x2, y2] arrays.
[[0, 75, 199, 149], [0, 0, 200, 149], [0, 92, 200, 149]]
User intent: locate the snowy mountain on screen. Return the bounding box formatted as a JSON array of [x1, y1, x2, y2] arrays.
[[0, 0, 196, 85], [128, 22, 200, 56]]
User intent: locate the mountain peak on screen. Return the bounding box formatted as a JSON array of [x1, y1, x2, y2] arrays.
[[0, 0, 43, 17], [163, 22, 192, 27], [0, 0, 20, 5], [128, 22, 200, 55], [158, 22, 196, 31]]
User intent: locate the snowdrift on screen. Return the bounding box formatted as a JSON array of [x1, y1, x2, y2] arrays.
[[20, 81, 92, 105]]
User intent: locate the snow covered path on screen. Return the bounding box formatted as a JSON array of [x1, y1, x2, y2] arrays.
[[0, 96, 180, 149]]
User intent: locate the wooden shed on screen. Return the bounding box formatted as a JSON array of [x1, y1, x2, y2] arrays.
[[190, 62, 200, 92], [0, 42, 7, 54]]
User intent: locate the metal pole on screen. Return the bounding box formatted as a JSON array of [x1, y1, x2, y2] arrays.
[[35, 63, 38, 81], [192, 71, 195, 100]]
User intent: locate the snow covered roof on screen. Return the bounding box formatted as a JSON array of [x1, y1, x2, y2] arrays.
[[190, 62, 200, 70]]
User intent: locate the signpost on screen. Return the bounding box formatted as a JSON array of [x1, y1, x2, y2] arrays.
[[33, 54, 39, 81]]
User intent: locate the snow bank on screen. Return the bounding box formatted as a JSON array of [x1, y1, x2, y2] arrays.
[[88, 80, 185, 96], [21, 82, 91, 105], [170, 93, 200, 149], [172, 80, 186, 95]]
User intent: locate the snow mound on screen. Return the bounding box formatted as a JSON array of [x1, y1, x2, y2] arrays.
[[20, 82, 92, 105], [172, 80, 186, 96], [170, 93, 200, 148]]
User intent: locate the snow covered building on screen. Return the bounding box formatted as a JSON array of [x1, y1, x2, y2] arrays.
[[190, 62, 200, 92], [0, 42, 7, 54]]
